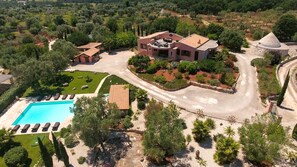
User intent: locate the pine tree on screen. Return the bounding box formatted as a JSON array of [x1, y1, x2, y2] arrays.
[[59, 141, 70, 167], [37, 137, 53, 167], [277, 71, 290, 106], [51, 132, 61, 160]]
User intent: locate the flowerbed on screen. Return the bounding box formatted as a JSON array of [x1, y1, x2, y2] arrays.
[[128, 50, 239, 91]]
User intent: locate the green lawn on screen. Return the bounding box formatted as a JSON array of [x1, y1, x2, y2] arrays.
[[99, 75, 129, 94], [0, 133, 53, 167], [23, 71, 108, 97]]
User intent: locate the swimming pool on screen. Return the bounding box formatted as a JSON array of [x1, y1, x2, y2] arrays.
[[12, 100, 74, 125]]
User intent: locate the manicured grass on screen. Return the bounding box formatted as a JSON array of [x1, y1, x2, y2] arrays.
[[0, 133, 52, 167], [23, 71, 108, 97], [99, 75, 129, 94]]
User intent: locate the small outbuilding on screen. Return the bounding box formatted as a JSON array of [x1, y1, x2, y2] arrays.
[[74, 42, 102, 63], [255, 32, 289, 56], [108, 85, 129, 111]]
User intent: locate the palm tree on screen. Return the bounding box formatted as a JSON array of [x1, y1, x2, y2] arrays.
[[224, 126, 235, 137]]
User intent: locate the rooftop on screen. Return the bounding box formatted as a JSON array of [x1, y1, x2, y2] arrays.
[[140, 31, 168, 39], [179, 34, 209, 48], [109, 85, 129, 110], [79, 48, 100, 57], [77, 42, 102, 49]]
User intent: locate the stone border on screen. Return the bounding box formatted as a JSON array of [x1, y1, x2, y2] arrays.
[[128, 66, 239, 94]]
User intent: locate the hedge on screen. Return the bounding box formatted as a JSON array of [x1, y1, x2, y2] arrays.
[[0, 84, 26, 114]]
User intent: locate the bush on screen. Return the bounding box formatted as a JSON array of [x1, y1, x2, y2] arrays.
[[155, 60, 168, 69], [186, 62, 197, 74], [196, 59, 216, 72], [204, 118, 216, 130], [137, 101, 146, 110], [225, 59, 234, 68], [234, 67, 239, 73], [196, 75, 205, 83], [292, 124, 297, 141], [147, 63, 158, 74], [64, 135, 78, 148], [174, 72, 183, 79], [208, 79, 220, 86], [4, 146, 28, 167], [122, 116, 133, 129], [163, 79, 188, 90], [228, 54, 238, 62], [128, 55, 150, 71], [251, 58, 269, 68], [213, 133, 225, 142], [77, 156, 86, 164], [60, 125, 72, 138], [154, 76, 166, 84], [220, 73, 236, 86], [0, 84, 26, 114], [178, 61, 190, 73]]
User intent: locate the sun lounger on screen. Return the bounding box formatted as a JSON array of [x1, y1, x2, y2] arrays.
[[62, 93, 68, 100], [54, 93, 60, 100], [37, 96, 43, 101], [69, 94, 75, 99], [32, 123, 40, 132], [21, 124, 30, 133], [52, 122, 60, 131], [45, 95, 52, 101], [42, 123, 50, 131], [12, 125, 20, 133]]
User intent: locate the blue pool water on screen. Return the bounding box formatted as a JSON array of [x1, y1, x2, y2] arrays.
[[12, 100, 74, 125]]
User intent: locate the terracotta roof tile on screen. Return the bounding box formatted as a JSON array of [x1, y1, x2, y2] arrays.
[[80, 48, 100, 57], [77, 42, 102, 49], [179, 34, 209, 48], [109, 85, 129, 110]]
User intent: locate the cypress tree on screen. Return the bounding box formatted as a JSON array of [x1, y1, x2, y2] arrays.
[[51, 132, 62, 160], [59, 141, 70, 167], [37, 137, 53, 167], [277, 70, 290, 106]]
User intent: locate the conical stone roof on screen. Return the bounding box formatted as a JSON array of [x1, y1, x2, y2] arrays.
[[258, 32, 281, 48]]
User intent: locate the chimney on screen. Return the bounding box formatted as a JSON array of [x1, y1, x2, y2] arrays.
[[198, 39, 201, 44]]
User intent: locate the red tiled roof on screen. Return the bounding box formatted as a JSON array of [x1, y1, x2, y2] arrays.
[[179, 34, 209, 48], [109, 85, 129, 110], [77, 42, 102, 49]]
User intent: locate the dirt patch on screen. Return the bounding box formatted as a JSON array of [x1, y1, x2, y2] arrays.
[[116, 132, 144, 167]]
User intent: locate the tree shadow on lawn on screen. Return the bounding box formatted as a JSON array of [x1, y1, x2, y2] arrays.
[[26, 86, 64, 97], [52, 74, 73, 87], [86, 132, 131, 166], [198, 137, 213, 149]]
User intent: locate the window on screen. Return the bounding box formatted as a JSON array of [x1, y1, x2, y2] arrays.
[[181, 50, 191, 57], [177, 49, 180, 55], [140, 44, 147, 49]]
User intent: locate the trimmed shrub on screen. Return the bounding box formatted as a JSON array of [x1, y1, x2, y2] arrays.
[[208, 79, 220, 86], [60, 125, 72, 138], [204, 118, 216, 130], [122, 116, 133, 129], [137, 101, 146, 110], [196, 75, 205, 83], [220, 73, 236, 86], [0, 84, 26, 115], [64, 135, 78, 148], [155, 60, 168, 69], [77, 156, 86, 164], [292, 124, 297, 141], [186, 62, 197, 74], [213, 133, 225, 142], [147, 64, 158, 74], [154, 76, 166, 84], [178, 61, 190, 73], [251, 58, 269, 68], [196, 59, 216, 72], [4, 146, 28, 167], [174, 72, 183, 79]]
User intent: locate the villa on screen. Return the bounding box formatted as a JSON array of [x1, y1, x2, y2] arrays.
[[74, 42, 102, 63], [0, 74, 12, 95], [108, 85, 129, 111], [137, 31, 218, 61]]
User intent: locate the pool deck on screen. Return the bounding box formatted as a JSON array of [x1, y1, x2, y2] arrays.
[[0, 93, 96, 135]]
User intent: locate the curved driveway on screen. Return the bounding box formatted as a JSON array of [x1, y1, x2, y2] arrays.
[[72, 50, 264, 122]]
